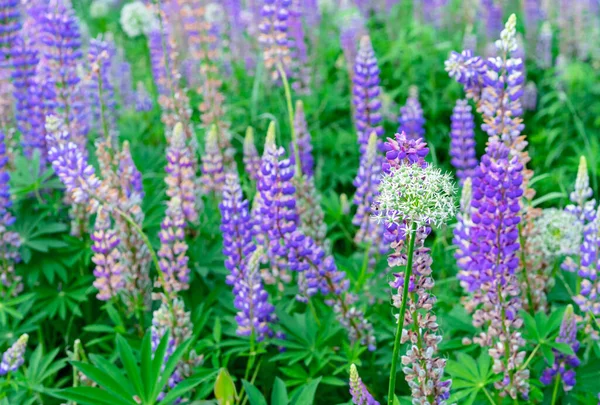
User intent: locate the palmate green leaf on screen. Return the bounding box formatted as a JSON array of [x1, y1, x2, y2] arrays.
[[447, 352, 496, 404], [241, 380, 267, 405], [57, 387, 136, 405], [271, 377, 288, 405], [116, 334, 146, 402], [71, 361, 133, 402]]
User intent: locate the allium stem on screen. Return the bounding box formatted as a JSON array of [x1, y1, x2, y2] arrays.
[[276, 61, 301, 174], [387, 221, 416, 405]]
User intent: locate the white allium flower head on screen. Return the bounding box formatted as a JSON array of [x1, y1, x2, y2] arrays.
[[120, 1, 158, 38], [496, 14, 517, 54], [531, 208, 582, 258], [374, 164, 456, 228]]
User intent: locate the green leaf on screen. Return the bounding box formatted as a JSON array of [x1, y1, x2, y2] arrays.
[[541, 344, 555, 365], [140, 332, 153, 401], [57, 387, 135, 405], [271, 377, 288, 405], [549, 342, 575, 356], [289, 377, 321, 405], [242, 380, 267, 405], [159, 371, 217, 405], [116, 334, 145, 402], [156, 338, 194, 397], [71, 361, 132, 402], [214, 368, 237, 405]]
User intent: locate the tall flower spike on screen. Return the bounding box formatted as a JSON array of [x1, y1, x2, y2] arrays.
[[349, 364, 379, 405], [258, 0, 292, 81], [398, 86, 425, 140], [157, 196, 190, 293], [87, 37, 117, 137], [91, 206, 124, 301], [377, 132, 454, 404], [449, 99, 477, 183], [353, 35, 383, 151], [166, 123, 198, 223], [540, 305, 580, 391], [243, 127, 261, 182], [0, 129, 22, 297], [135, 81, 153, 112], [201, 124, 225, 195], [0, 334, 28, 375], [566, 156, 595, 221], [457, 140, 529, 399], [288, 2, 310, 94]]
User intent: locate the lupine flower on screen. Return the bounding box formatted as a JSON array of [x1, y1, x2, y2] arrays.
[[536, 22, 552, 68], [480, 0, 503, 41], [151, 297, 201, 400], [135, 81, 153, 112], [91, 206, 124, 301], [258, 123, 375, 349], [449, 99, 477, 183], [339, 9, 364, 79], [565, 156, 595, 222], [353, 133, 386, 265], [0, 129, 21, 297], [243, 127, 261, 181], [165, 123, 198, 224], [353, 35, 383, 151], [349, 364, 379, 405], [541, 305, 580, 391], [88, 37, 117, 136], [258, 0, 292, 81], [377, 132, 453, 404], [0, 334, 27, 375], [288, 2, 310, 94], [201, 125, 225, 195], [522, 81, 537, 111], [116, 60, 135, 110], [444, 49, 486, 102], [39, 0, 89, 152], [120, 1, 157, 38], [46, 116, 101, 205], [398, 86, 425, 140], [292, 100, 314, 177], [0, 0, 21, 55], [455, 140, 529, 399], [295, 175, 328, 249], [157, 194, 190, 293], [571, 209, 600, 316], [117, 141, 144, 202]]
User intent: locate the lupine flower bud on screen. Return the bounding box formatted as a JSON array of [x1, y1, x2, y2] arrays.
[[157, 196, 190, 293], [166, 123, 198, 223], [88, 37, 117, 136], [201, 125, 225, 195], [398, 86, 425, 140], [243, 127, 261, 181], [349, 364, 379, 405], [566, 156, 594, 221], [91, 206, 124, 301], [449, 99, 477, 183], [353, 36, 383, 151], [0, 334, 28, 375], [541, 305, 580, 391]]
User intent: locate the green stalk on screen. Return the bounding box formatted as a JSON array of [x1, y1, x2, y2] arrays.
[[276, 62, 301, 175], [551, 374, 561, 405], [387, 222, 417, 405]]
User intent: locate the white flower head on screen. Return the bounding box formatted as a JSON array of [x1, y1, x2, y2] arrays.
[[205, 3, 225, 24], [495, 13, 518, 54], [531, 208, 583, 258], [374, 164, 457, 228], [90, 0, 111, 19], [119, 1, 158, 38]]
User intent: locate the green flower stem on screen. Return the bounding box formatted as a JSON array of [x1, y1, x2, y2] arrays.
[[276, 62, 301, 175], [551, 374, 561, 405], [387, 221, 417, 405], [518, 224, 535, 314]]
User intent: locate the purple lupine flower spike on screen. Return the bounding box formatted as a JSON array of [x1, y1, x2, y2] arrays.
[[292, 100, 314, 177], [201, 124, 225, 195], [166, 123, 198, 224], [480, 0, 503, 41], [398, 86, 425, 140], [157, 196, 190, 293], [91, 206, 124, 301], [117, 141, 144, 201], [541, 305, 580, 391], [340, 11, 364, 80], [243, 127, 262, 182], [353, 35, 383, 151], [444, 49, 486, 102], [457, 139, 529, 399], [376, 132, 454, 404], [0, 334, 28, 375], [449, 99, 477, 183], [0, 0, 21, 57], [0, 129, 22, 297], [349, 364, 379, 405], [288, 2, 310, 94], [135, 81, 153, 112], [536, 22, 552, 69], [258, 0, 292, 81]]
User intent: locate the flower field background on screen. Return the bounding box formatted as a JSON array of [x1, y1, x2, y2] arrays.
[[0, 0, 600, 404]]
